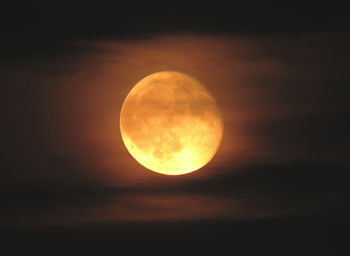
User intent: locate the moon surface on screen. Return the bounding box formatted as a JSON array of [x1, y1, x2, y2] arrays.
[[120, 71, 223, 175]]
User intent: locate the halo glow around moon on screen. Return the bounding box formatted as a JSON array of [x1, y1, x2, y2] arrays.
[[120, 71, 223, 175]]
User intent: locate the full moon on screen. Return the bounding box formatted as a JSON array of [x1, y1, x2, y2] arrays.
[[120, 71, 223, 175]]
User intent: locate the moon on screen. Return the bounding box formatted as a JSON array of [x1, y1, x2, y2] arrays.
[[120, 71, 223, 175]]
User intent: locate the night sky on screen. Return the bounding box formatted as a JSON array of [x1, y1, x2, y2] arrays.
[[1, 2, 350, 254]]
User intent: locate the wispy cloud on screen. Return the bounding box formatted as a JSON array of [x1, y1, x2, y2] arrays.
[[1, 33, 349, 225]]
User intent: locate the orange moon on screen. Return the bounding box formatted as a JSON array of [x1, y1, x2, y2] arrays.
[[120, 71, 223, 175]]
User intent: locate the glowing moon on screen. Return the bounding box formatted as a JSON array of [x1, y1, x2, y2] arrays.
[[120, 71, 223, 175]]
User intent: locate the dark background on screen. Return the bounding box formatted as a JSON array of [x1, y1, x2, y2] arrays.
[[1, 1, 350, 254], [1, 2, 349, 57]]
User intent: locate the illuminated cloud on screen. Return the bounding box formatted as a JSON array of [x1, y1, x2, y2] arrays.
[[1, 33, 349, 227]]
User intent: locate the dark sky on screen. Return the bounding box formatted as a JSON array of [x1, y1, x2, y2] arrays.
[[1, 1, 350, 254]]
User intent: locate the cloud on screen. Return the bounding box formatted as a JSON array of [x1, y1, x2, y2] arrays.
[[1, 162, 348, 227], [1, 32, 349, 190]]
